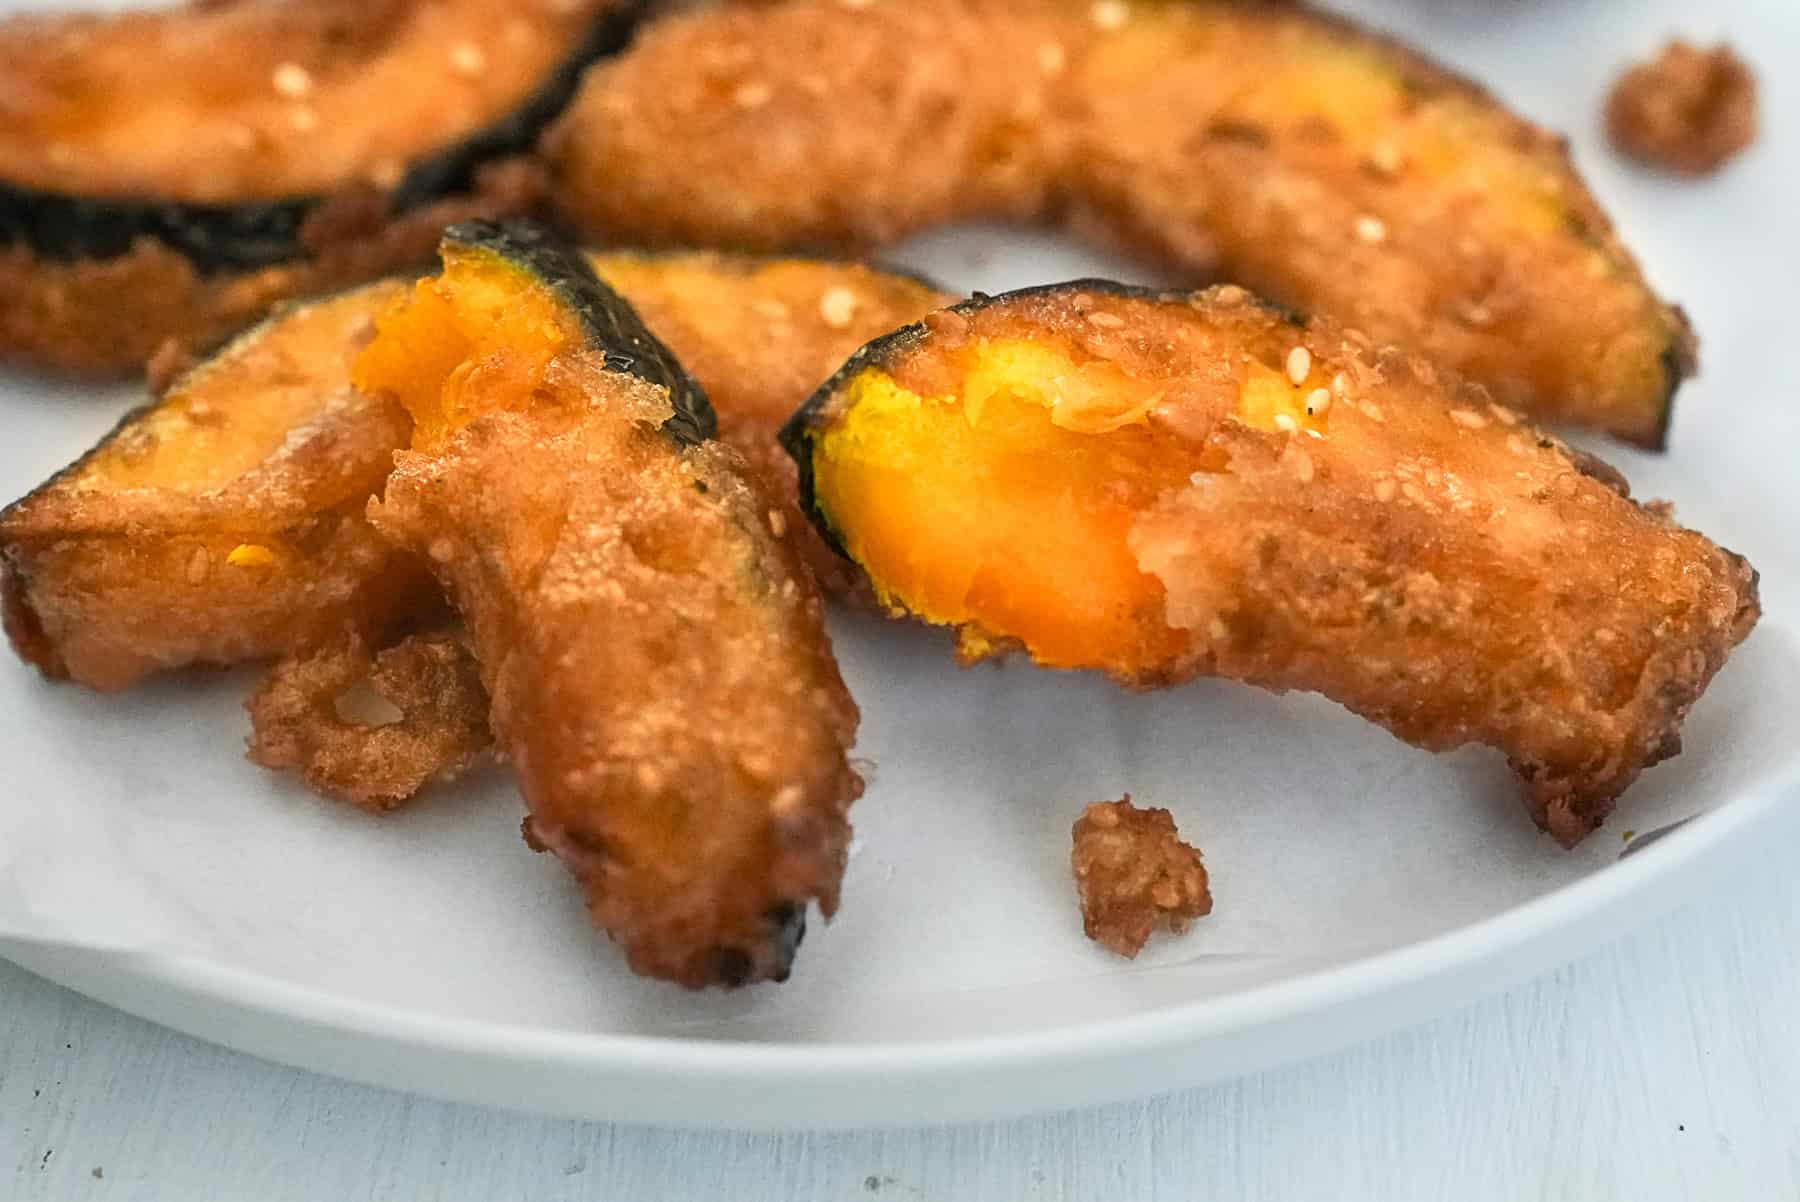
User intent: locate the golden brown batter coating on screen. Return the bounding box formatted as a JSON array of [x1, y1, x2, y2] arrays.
[[596, 252, 949, 594], [245, 627, 492, 812], [359, 225, 861, 985], [0, 280, 431, 691], [1, 251, 942, 696], [1605, 41, 1758, 177], [1071, 796, 1212, 958], [373, 390, 861, 982], [551, 0, 1692, 446], [0, 0, 609, 201], [0, 0, 636, 374], [549, 0, 1070, 250], [789, 282, 1759, 845], [244, 253, 935, 807]]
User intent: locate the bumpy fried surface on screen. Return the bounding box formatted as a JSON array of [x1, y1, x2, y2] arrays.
[[552, 0, 1692, 446], [550, 0, 1066, 248], [0, 158, 549, 375], [594, 252, 948, 595], [0, 279, 431, 691], [360, 235, 861, 986], [240, 251, 928, 808], [1071, 796, 1211, 958], [1606, 41, 1757, 177], [0, 0, 611, 201], [792, 283, 1759, 845], [246, 626, 491, 811], [1, 251, 940, 698], [372, 364, 861, 985], [0, 0, 632, 374]]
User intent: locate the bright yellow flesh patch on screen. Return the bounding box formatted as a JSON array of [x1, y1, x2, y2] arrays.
[[961, 340, 1168, 434], [813, 339, 1198, 675], [353, 244, 585, 449], [225, 543, 279, 569], [1236, 360, 1330, 434]]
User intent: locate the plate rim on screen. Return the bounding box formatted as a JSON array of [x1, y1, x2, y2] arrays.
[[8, 749, 1795, 1127]]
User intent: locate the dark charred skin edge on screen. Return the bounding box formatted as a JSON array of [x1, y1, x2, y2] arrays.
[[716, 903, 806, 988], [442, 219, 716, 446], [779, 278, 1299, 558], [0, 1, 646, 274], [512, 835, 811, 986], [1651, 333, 1695, 451]]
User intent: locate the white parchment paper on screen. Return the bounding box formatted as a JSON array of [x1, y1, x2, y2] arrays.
[[0, 0, 1795, 1045]]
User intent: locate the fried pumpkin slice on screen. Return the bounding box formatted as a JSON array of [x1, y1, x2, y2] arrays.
[[0, 0, 643, 374], [0, 280, 432, 691], [0, 251, 945, 692], [590, 252, 949, 596], [357, 221, 861, 987], [552, 0, 1691, 446], [782, 281, 1759, 846]]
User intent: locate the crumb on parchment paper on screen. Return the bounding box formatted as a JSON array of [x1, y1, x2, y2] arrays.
[[1071, 796, 1212, 958], [1605, 40, 1757, 177]]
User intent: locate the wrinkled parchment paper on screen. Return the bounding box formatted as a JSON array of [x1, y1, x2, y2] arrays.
[[0, 0, 1796, 1044]]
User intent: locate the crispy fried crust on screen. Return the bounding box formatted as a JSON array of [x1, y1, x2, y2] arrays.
[[370, 361, 861, 986], [0, 250, 942, 696], [1605, 41, 1758, 177], [790, 282, 1759, 845], [237, 252, 932, 808], [0, 0, 619, 205], [549, 0, 1065, 248], [245, 627, 492, 812], [550, 0, 1692, 446], [1071, 796, 1211, 958], [0, 158, 549, 376], [359, 230, 860, 986], [595, 252, 949, 595], [0, 0, 642, 373], [0, 280, 433, 691]]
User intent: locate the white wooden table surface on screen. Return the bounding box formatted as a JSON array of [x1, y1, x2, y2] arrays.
[[4, 828, 1797, 1201]]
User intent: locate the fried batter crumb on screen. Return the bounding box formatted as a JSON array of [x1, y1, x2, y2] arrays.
[[1071, 796, 1211, 958], [1605, 41, 1757, 177], [245, 627, 493, 812], [143, 338, 198, 397]]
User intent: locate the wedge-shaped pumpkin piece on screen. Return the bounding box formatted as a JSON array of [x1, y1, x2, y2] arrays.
[[554, 0, 1692, 445], [357, 221, 861, 986], [0, 251, 945, 692], [0, 0, 643, 373], [0, 280, 429, 691], [783, 281, 1757, 845]]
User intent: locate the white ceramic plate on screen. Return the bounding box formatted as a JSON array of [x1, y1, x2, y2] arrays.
[[2, 0, 1797, 1130]]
